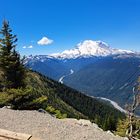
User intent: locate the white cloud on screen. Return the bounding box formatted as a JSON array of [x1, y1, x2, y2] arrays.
[[23, 45, 33, 49], [23, 46, 26, 49], [28, 45, 33, 48], [37, 37, 53, 46]]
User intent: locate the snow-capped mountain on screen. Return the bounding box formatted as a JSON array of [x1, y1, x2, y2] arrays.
[[51, 40, 134, 59]]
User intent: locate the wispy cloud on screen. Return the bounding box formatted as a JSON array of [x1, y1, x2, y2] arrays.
[[28, 45, 33, 48], [37, 37, 53, 46], [23, 45, 33, 49], [23, 46, 26, 49]]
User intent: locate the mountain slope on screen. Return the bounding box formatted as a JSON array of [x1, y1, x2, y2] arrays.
[[64, 57, 140, 107], [26, 55, 70, 80], [26, 56, 101, 81]]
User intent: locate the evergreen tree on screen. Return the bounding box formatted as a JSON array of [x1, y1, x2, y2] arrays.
[[0, 20, 25, 89]]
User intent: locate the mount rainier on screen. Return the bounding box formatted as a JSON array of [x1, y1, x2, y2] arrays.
[[51, 40, 135, 59]]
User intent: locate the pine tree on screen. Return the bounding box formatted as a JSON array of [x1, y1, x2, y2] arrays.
[[0, 20, 25, 89]]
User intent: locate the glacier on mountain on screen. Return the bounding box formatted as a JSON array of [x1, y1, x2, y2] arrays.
[[51, 40, 134, 59]]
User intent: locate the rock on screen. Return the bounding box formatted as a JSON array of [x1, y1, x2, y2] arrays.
[[77, 119, 92, 126], [2, 106, 12, 109], [92, 123, 102, 131], [38, 108, 46, 113], [106, 130, 114, 136], [124, 137, 129, 140]]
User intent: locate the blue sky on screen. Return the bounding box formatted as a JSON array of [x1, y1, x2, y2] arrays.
[[0, 0, 140, 55]]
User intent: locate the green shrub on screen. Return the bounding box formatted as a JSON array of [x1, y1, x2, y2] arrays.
[[32, 96, 48, 108], [0, 87, 48, 109], [115, 118, 129, 137], [46, 106, 56, 114], [115, 117, 140, 139], [33, 96, 48, 103], [46, 105, 67, 119], [0, 92, 11, 107]]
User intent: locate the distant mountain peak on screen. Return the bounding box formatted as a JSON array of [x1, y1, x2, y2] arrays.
[[51, 40, 134, 59], [77, 40, 110, 49]]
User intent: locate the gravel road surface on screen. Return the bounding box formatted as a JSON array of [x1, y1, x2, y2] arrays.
[[0, 108, 127, 140]]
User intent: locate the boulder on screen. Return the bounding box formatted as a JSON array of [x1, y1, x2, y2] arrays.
[[77, 119, 92, 126]]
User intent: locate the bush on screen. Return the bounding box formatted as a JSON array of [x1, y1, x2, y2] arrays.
[[115, 117, 140, 139], [0, 87, 48, 109], [46, 105, 67, 119], [46, 106, 56, 113], [115, 118, 129, 137], [33, 96, 47, 103], [0, 92, 11, 107]]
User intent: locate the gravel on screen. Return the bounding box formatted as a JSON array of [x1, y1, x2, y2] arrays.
[[0, 108, 127, 140]]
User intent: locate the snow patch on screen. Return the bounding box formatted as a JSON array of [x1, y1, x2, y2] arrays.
[[59, 69, 74, 84], [119, 83, 128, 90], [59, 76, 65, 84]]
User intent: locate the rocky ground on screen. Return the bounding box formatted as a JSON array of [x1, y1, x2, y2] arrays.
[[0, 108, 127, 140]]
